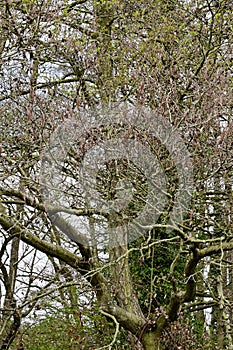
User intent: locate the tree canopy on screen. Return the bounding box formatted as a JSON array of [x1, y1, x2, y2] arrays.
[[0, 1, 233, 349]]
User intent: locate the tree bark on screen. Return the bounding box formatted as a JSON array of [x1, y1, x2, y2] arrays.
[[95, 0, 115, 102], [142, 331, 161, 350]]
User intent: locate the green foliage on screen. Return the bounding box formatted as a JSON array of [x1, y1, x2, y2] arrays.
[[13, 305, 130, 350], [130, 230, 186, 315]]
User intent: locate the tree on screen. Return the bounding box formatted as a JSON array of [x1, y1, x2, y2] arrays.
[[1, 1, 233, 349]]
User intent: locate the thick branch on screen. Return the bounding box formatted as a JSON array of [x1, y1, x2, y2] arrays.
[[199, 240, 233, 258], [0, 216, 81, 269]]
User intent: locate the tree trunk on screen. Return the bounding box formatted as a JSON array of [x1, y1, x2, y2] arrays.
[[95, 0, 114, 102], [141, 330, 161, 350]]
